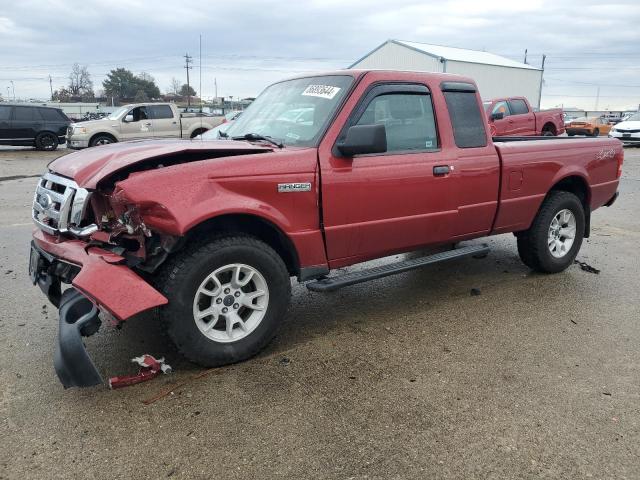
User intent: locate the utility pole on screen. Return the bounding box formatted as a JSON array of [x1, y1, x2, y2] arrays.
[[536, 54, 546, 109], [214, 77, 217, 103], [48, 75, 53, 101], [524, 49, 528, 64], [10, 80, 15, 101], [184, 53, 193, 108], [595, 86, 600, 111]]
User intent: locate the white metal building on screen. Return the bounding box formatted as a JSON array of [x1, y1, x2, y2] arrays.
[[349, 40, 544, 107]]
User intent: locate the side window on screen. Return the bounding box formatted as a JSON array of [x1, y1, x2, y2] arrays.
[[509, 99, 529, 115], [13, 106, 35, 121], [355, 93, 438, 152], [150, 105, 173, 119], [0, 105, 11, 121], [443, 91, 487, 148], [39, 108, 63, 121], [491, 101, 510, 117], [129, 106, 149, 122]]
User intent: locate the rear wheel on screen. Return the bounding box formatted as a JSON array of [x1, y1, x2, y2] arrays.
[[157, 235, 291, 366], [541, 124, 556, 136], [35, 132, 58, 151], [517, 191, 585, 273], [592, 128, 600, 137]]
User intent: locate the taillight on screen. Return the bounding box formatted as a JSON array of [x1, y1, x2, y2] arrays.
[[616, 149, 624, 178]]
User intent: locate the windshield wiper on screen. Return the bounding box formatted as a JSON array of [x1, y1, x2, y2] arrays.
[[232, 133, 283, 148]]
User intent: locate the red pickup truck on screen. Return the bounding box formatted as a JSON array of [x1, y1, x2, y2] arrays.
[[29, 70, 623, 387], [483, 97, 565, 137]]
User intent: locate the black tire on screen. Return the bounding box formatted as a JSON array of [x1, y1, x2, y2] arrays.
[[190, 128, 207, 139], [157, 235, 291, 367], [592, 128, 600, 137], [517, 191, 585, 273], [35, 132, 58, 151], [89, 134, 116, 147], [568, 132, 575, 137], [541, 125, 556, 136]]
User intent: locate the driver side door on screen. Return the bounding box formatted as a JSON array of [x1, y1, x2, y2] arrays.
[[120, 106, 152, 141], [319, 83, 459, 265]]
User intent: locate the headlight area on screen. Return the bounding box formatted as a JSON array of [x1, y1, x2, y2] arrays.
[[89, 187, 183, 273]]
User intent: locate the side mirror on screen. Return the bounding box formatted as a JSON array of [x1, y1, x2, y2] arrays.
[[124, 114, 134, 123], [491, 112, 504, 121], [337, 124, 387, 157]]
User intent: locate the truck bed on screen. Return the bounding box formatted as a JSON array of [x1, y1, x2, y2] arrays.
[[491, 136, 622, 234]]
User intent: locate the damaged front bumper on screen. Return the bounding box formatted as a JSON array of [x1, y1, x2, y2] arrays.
[[30, 230, 168, 388]]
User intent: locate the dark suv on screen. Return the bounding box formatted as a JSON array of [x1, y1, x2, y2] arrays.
[[0, 104, 70, 151]]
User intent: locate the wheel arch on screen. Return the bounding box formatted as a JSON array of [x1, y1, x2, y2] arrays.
[[184, 213, 300, 276], [190, 127, 209, 138], [548, 174, 591, 237], [89, 131, 117, 146], [541, 122, 556, 135]]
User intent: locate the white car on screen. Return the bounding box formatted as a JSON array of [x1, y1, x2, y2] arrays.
[[609, 112, 640, 145]]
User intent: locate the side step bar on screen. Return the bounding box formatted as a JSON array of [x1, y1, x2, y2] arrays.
[[306, 244, 490, 292]]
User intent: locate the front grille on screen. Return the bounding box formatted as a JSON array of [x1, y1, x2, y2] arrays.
[[617, 129, 640, 134], [32, 173, 92, 235]]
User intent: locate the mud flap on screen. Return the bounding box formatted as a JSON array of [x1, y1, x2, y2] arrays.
[[54, 289, 103, 388]]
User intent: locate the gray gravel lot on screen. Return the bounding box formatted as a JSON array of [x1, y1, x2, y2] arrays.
[[1, 145, 639, 479]]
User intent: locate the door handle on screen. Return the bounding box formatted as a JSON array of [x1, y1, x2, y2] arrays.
[[172, 121, 177, 125], [144, 122, 152, 126], [433, 165, 451, 176]]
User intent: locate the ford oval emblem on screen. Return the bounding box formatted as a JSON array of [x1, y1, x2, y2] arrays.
[[38, 193, 53, 210]]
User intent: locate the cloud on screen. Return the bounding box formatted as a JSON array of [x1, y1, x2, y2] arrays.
[[0, 0, 638, 109]]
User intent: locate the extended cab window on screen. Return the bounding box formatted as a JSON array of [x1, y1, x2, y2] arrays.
[[150, 105, 173, 119], [509, 99, 529, 115], [443, 90, 487, 148], [355, 93, 438, 152]]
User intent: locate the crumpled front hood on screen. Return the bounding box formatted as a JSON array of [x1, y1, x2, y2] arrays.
[[49, 139, 273, 189]]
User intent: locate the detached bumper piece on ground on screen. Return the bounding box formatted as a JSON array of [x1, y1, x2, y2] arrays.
[[54, 288, 103, 388]]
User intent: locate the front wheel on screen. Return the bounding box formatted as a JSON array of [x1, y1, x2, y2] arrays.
[[517, 191, 585, 273], [592, 128, 600, 137], [157, 236, 291, 367]]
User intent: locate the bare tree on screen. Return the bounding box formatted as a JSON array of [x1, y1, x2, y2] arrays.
[[68, 64, 94, 98], [167, 77, 181, 95], [138, 71, 155, 83]]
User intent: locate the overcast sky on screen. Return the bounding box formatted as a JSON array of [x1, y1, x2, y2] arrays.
[[1, 0, 639, 110]]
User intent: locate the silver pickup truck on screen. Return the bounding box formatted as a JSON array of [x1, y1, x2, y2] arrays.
[[67, 103, 221, 148]]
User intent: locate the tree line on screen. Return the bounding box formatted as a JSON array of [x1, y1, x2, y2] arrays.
[[52, 64, 196, 103]]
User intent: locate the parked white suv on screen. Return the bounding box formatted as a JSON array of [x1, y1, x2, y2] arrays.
[[67, 103, 222, 148]]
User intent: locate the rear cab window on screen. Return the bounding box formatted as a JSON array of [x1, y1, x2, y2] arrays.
[[441, 82, 487, 148]]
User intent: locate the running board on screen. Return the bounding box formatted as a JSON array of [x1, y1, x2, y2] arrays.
[[306, 244, 490, 293]]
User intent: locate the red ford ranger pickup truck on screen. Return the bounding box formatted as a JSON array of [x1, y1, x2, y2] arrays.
[[28, 70, 623, 388], [483, 97, 565, 137]]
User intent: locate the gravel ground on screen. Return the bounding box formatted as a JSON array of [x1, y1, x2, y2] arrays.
[[1, 145, 639, 479]]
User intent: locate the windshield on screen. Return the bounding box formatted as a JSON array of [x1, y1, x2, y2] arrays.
[[626, 112, 640, 122], [107, 106, 129, 120], [225, 75, 353, 147]]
